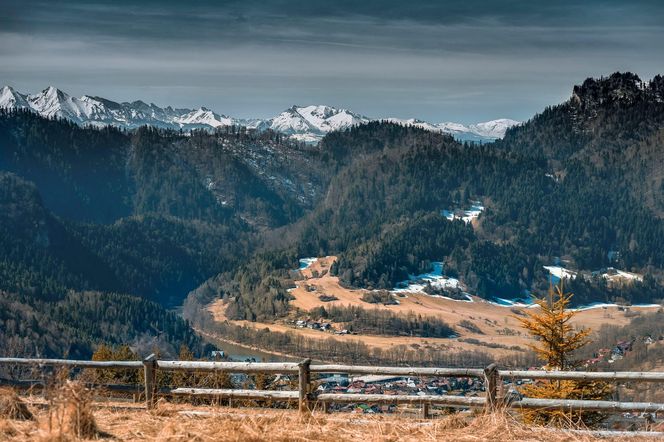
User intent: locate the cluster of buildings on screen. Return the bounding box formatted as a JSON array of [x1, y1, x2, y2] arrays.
[[314, 374, 484, 413], [585, 341, 632, 365], [586, 335, 661, 366], [293, 319, 350, 335]]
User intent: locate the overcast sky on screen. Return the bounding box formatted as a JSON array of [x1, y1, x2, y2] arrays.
[[2, 0, 663, 123]]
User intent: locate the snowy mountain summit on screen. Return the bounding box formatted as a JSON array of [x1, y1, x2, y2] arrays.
[[269, 105, 370, 143], [0, 86, 519, 143]]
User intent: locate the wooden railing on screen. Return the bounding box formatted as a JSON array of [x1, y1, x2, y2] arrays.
[[2, 357, 664, 418]]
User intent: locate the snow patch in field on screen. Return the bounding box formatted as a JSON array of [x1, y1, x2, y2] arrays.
[[490, 297, 535, 308], [298, 258, 317, 270], [613, 270, 642, 280], [543, 266, 577, 281], [391, 262, 471, 301], [488, 298, 659, 311], [599, 268, 644, 282], [569, 302, 660, 312], [442, 202, 484, 224]]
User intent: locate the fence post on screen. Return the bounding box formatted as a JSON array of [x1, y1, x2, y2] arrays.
[[484, 363, 498, 412], [421, 402, 430, 419], [298, 358, 311, 413], [143, 354, 157, 410]]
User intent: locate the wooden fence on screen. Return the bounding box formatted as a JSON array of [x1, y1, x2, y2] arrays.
[[2, 357, 664, 418]]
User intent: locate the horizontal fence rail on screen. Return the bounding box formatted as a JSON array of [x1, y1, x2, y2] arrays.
[[316, 393, 487, 407], [0, 357, 143, 369], [171, 388, 300, 401], [499, 370, 664, 382], [1, 357, 664, 421], [514, 398, 664, 413], [156, 360, 300, 374], [310, 365, 486, 377]]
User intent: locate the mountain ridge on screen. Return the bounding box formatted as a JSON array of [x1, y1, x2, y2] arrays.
[[0, 85, 519, 143]]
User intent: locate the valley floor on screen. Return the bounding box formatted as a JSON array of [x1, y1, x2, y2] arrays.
[[207, 256, 661, 361]]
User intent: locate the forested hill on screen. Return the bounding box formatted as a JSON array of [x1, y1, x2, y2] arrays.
[[497, 72, 664, 215], [188, 73, 664, 326], [314, 74, 664, 301]]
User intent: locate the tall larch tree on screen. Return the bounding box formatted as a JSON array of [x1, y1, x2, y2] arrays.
[[516, 283, 613, 427]]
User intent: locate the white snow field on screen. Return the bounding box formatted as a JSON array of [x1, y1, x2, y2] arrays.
[[298, 257, 318, 270], [442, 202, 485, 224], [391, 262, 472, 301]]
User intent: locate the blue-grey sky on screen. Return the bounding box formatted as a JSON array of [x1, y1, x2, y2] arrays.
[[2, 0, 663, 123]]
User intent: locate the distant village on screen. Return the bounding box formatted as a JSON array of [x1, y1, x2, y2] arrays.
[[585, 335, 662, 366]]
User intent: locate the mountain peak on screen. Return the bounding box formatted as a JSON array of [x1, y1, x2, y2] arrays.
[[41, 85, 66, 99], [0, 86, 29, 109], [572, 72, 647, 108]]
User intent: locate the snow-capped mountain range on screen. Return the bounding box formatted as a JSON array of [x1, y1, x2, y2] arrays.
[[0, 86, 520, 143]]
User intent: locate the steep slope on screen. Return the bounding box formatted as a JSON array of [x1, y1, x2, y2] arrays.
[[0, 109, 132, 223], [0, 172, 122, 297], [0, 290, 205, 358], [0, 172, 221, 357], [0, 109, 324, 228], [0, 171, 243, 305], [497, 72, 664, 214]]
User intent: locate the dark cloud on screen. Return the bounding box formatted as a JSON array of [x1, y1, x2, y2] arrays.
[[1, 0, 663, 122]]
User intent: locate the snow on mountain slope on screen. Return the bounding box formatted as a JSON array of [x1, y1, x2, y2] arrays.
[[296, 105, 369, 132], [26, 86, 109, 124], [468, 119, 521, 139], [269, 107, 318, 135], [174, 108, 235, 128], [0, 85, 519, 143], [268, 105, 369, 138], [388, 117, 520, 142], [384, 118, 441, 133]]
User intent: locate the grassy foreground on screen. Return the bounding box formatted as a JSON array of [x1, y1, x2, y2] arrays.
[[1, 397, 661, 442]]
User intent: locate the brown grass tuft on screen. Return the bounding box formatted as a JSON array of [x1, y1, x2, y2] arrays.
[[435, 410, 596, 442], [0, 387, 34, 421], [44, 381, 102, 439], [150, 398, 177, 417], [435, 412, 469, 430]]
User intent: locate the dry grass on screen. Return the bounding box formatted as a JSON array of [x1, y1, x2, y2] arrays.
[[0, 400, 661, 441], [0, 387, 34, 421], [43, 381, 101, 440]]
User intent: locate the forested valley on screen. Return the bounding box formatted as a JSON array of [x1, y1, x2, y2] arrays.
[[2, 72, 664, 359]]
